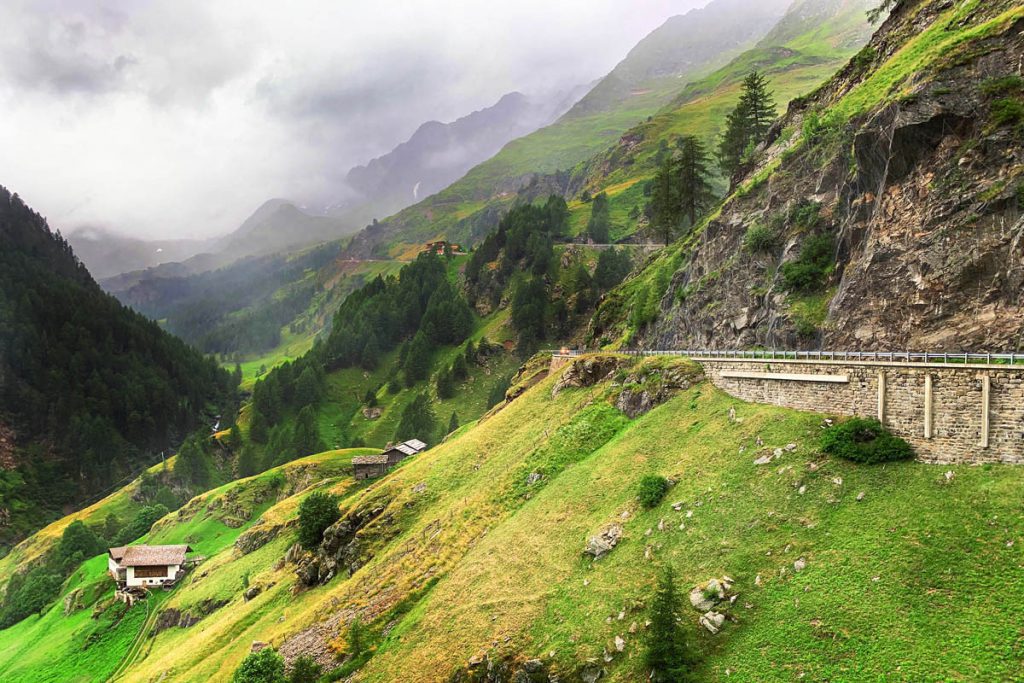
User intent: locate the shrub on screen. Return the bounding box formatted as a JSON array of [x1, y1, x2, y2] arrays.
[[638, 475, 670, 509], [821, 418, 913, 464], [297, 492, 340, 550], [288, 655, 322, 683], [991, 98, 1024, 127], [781, 234, 834, 293], [980, 75, 1024, 97], [743, 223, 781, 253], [233, 647, 286, 683]]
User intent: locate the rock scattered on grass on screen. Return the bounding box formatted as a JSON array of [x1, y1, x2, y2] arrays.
[[794, 558, 807, 572], [584, 524, 623, 559], [700, 611, 726, 634]]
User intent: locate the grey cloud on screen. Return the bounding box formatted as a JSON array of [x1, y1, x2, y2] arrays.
[[0, 0, 708, 240]]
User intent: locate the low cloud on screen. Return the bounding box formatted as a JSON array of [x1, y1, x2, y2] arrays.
[[0, 0, 706, 239]]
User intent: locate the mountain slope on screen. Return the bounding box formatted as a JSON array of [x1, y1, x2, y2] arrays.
[[343, 0, 793, 257], [6, 354, 1024, 681], [592, 0, 1024, 351], [0, 186, 236, 551], [344, 90, 583, 221]]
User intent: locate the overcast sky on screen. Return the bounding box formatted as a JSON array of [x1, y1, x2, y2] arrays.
[[0, 0, 709, 240]]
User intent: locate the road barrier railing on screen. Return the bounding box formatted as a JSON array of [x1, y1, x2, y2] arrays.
[[546, 349, 1024, 366]]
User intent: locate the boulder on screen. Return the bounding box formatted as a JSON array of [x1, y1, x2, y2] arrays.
[[700, 611, 726, 634], [689, 578, 727, 611], [244, 585, 263, 602], [584, 524, 623, 559], [526, 472, 543, 486]]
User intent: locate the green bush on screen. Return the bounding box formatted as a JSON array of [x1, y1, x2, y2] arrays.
[[233, 647, 286, 683], [781, 234, 834, 293], [638, 475, 670, 509], [991, 98, 1024, 127], [288, 655, 322, 683], [821, 418, 913, 464], [743, 223, 781, 253], [297, 492, 341, 551], [980, 75, 1024, 97]]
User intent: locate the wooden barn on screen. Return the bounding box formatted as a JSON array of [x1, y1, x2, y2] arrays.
[[108, 544, 191, 588], [353, 439, 427, 480]]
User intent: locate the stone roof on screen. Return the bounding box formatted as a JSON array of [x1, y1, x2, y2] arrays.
[[111, 544, 191, 567], [352, 454, 389, 466], [386, 439, 427, 456]]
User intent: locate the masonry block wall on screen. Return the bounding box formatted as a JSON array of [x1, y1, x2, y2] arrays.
[[696, 359, 1024, 464]]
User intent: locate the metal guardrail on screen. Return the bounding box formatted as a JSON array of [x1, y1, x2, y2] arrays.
[[548, 349, 1024, 366]]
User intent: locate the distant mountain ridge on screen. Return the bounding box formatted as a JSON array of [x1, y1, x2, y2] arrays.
[[344, 88, 587, 219]]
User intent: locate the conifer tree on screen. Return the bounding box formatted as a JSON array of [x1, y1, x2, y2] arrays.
[[650, 156, 680, 245], [587, 192, 612, 243], [718, 71, 776, 177], [645, 565, 698, 682], [435, 368, 455, 399], [395, 393, 437, 445], [447, 412, 459, 434], [294, 405, 323, 457], [739, 71, 776, 143], [236, 444, 260, 478], [675, 135, 715, 229]]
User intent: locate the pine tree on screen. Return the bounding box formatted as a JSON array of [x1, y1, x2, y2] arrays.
[[249, 405, 268, 444], [435, 368, 455, 399], [645, 565, 698, 682], [174, 435, 209, 489], [587, 192, 612, 244], [403, 331, 432, 387], [451, 352, 469, 381], [675, 136, 715, 229], [447, 412, 459, 435], [718, 71, 776, 177], [395, 393, 437, 445], [739, 71, 776, 143], [294, 405, 323, 457], [718, 105, 751, 177], [236, 444, 261, 478], [650, 156, 680, 246]]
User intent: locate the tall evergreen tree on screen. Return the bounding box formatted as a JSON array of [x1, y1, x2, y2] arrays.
[[174, 435, 209, 489], [447, 412, 459, 435], [650, 156, 680, 246], [403, 331, 432, 387], [587, 192, 612, 244], [675, 136, 715, 229], [739, 71, 776, 143], [395, 393, 437, 445], [717, 71, 776, 177], [294, 405, 323, 457], [645, 565, 698, 682]]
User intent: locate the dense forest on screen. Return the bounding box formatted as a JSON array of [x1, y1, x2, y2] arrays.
[[0, 186, 238, 551], [110, 243, 343, 357]]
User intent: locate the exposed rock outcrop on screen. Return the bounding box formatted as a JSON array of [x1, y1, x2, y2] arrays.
[[552, 355, 629, 397]]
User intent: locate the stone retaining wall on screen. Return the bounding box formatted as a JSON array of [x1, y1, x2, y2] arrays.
[[696, 359, 1024, 464]]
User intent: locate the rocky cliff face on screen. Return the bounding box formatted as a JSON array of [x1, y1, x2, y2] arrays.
[[614, 0, 1024, 352]]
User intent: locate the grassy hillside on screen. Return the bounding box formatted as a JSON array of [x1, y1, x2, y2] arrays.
[[0, 449, 373, 683], [11, 354, 1010, 681], [563, 0, 874, 243]]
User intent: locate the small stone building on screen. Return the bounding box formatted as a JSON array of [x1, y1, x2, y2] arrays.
[[353, 439, 427, 480], [108, 544, 191, 588]]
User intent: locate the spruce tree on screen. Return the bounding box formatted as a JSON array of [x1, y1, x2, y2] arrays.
[[395, 393, 437, 445], [645, 565, 698, 682], [739, 71, 776, 143], [717, 106, 750, 177], [447, 412, 459, 434], [294, 405, 323, 457], [236, 444, 260, 478], [587, 192, 612, 243], [675, 136, 715, 229], [435, 368, 455, 399], [650, 156, 680, 245]]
